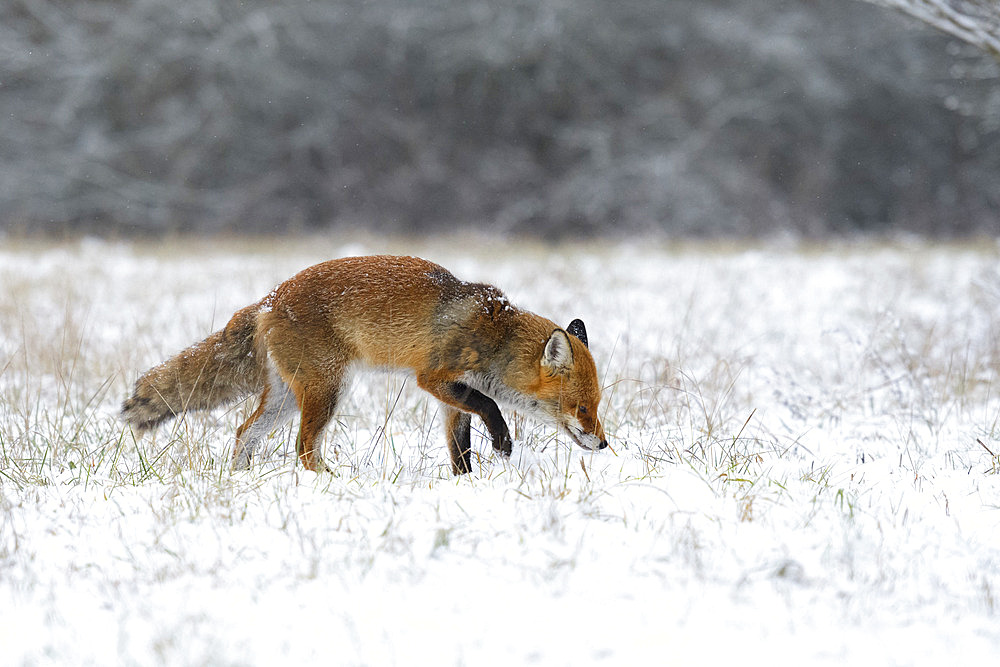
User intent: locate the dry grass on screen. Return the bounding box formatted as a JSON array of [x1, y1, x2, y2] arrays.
[[1, 236, 999, 664]]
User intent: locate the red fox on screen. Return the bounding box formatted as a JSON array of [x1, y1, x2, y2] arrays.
[[122, 255, 607, 474]]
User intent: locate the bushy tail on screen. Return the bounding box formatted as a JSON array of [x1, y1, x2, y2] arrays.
[[121, 303, 265, 432]]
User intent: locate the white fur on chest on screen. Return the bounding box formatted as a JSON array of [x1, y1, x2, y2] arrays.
[[460, 371, 549, 420]]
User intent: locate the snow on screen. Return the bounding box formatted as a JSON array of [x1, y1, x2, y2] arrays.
[[1, 237, 999, 665]]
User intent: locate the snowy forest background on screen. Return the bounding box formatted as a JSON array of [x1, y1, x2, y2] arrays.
[[1, 0, 999, 239]]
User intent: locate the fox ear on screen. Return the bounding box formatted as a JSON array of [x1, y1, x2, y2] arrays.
[[542, 329, 574, 373], [566, 319, 588, 348]]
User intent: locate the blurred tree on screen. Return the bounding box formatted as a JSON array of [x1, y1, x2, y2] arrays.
[[0, 0, 997, 238]]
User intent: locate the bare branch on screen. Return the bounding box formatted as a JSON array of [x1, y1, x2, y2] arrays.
[[859, 0, 1000, 59]]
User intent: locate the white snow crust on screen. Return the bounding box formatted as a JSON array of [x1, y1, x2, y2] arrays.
[[1, 238, 998, 665]]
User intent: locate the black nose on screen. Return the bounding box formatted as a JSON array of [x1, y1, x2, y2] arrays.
[[598, 440, 608, 450]]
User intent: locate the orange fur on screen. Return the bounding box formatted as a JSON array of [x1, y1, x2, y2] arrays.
[[123, 255, 607, 474]]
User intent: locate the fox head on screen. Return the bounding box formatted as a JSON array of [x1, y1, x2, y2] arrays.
[[537, 319, 608, 451]]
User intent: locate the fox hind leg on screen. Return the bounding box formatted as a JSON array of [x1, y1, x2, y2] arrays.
[[291, 377, 344, 473], [232, 364, 298, 469]]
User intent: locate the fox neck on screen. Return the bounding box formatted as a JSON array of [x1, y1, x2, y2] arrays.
[[460, 310, 557, 417], [459, 370, 545, 419]]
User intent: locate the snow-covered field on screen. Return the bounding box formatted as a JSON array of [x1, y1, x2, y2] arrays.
[[2, 237, 999, 665]]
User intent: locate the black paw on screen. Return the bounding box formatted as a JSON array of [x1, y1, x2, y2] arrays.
[[493, 432, 513, 457]]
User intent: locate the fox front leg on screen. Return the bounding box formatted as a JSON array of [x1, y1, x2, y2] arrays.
[[451, 382, 513, 456], [446, 381, 513, 457], [418, 375, 513, 466], [443, 407, 473, 475]]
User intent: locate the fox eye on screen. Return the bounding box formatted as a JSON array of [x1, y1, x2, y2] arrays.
[[577, 405, 588, 415]]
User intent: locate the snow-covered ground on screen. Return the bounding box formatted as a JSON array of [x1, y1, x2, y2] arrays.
[[1, 237, 999, 665]]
